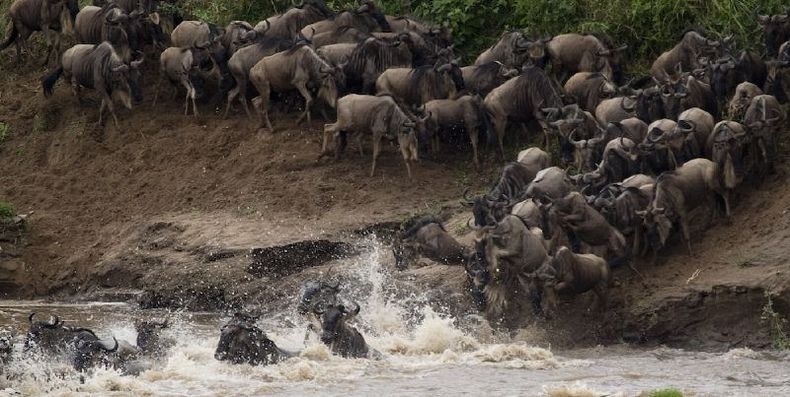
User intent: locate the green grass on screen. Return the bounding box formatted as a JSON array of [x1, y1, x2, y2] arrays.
[[0, 122, 8, 142], [649, 389, 684, 397], [0, 202, 15, 219]]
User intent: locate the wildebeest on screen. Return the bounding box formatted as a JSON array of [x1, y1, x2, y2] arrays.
[[542, 103, 605, 167], [650, 30, 719, 83], [728, 82, 763, 120], [596, 178, 655, 257], [375, 59, 464, 106], [564, 72, 617, 112], [664, 107, 715, 165], [759, 12, 790, 57], [576, 136, 640, 195], [261, 0, 335, 40], [765, 53, 790, 104], [0, 0, 78, 64], [484, 66, 563, 157], [341, 36, 414, 93], [475, 31, 545, 68], [223, 21, 293, 118], [541, 191, 628, 266], [42, 42, 143, 128], [546, 33, 627, 82], [0, 333, 12, 364], [316, 42, 357, 66], [392, 216, 473, 269], [319, 303, 373, 358], [319, 94, 425, 178], [24, 313, 119, 372], [423, 95, 487, 166], [524, 166, 577, 201], [74, 4, 137, 61], [298, 1, 387, 39], [222, 20, 253, 56], [461, 61, 519, 98], [531, 246, 610, 317], [297, 280, 341, 343], [634, 119, 680, 174], [517, 147, 551, 171], [135, 319, 173, 357], [743, 95, 786, 177], [249, 43, 341, 131], [604, 117, 648, 144], [638, 158, 731, 255], [704, 52, 766, 106], [152, 43, 213, 117], [708, 120, 749, 189], [470, 214, 549, 323], [214, 313, 295, 366]]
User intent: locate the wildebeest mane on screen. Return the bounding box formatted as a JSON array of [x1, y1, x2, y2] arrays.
[[511, 66, 563, 114]]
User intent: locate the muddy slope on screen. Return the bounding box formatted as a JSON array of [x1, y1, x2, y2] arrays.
[[0, 56, 789, 350]]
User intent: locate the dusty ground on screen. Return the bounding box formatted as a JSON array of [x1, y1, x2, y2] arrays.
[[0, 53, 789, 351]]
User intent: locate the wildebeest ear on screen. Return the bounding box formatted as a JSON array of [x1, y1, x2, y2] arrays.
[[149, 12, 160, 25], [635, 210, 647, 217], [758, 15, 770, 24]]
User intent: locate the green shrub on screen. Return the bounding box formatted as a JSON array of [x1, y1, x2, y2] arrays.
[[761, 292, 790, 350], [0, 122, 8, 142], [649, 389, 684, 397], [0, 202, 15, 219]]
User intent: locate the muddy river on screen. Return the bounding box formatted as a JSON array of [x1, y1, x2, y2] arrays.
[[1, 246, 788, 396]]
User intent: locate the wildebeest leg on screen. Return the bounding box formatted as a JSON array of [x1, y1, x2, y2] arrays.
[[468, 125, 479, 168], [294, 82, 312, 125], [493, 115, 507, 159], [357, 135, 364, 157], [370, 136, 381, 177], [98, 99, 107, 126], [152, 73, 163, 108], [680, 216, 692, 256], [180, 77, 194, 116], [255, 83, 273, 131], [223, 86, 239, 119], [319, 123, 336, 159], [592, 284, 607, 312]]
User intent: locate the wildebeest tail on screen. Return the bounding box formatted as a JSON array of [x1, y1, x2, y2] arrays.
[[0, 24, 18, 52], [42, 67, 65, 97], [67, 0, 80, 21]]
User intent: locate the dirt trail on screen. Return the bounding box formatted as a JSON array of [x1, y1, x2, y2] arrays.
[[1, 57, 789, 350]]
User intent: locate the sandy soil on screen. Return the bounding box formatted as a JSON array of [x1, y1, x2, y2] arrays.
[[0, 54, 788, 350]]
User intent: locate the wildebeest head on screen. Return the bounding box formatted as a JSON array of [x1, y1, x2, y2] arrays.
[[623, 87, 664, 123], [317, 64, 340, 109], [135, 319, 172, 356], [319, 303, 360, 345], [706, 56, 738, 102], [638, 205, 672, 252], [0, 333, 13, 362], [758, 13, 789, 56], [568, 125, 607, 171], [543, 104, 586, 165], [297, 281, 340, 316], [24, 313, 63, 350], [462, 190, 509, 230], [465, 245, 489, 311], [658, 76, 687, 120], [679, 30, 720, 58], [765, 59, 790, 103], [214, 313, 283, 365]]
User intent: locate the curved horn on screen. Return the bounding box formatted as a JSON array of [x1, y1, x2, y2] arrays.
[[679, 119, 696, 132], [620, 97, 635, 112], [568, 128, 584, 147], [344, 302, 361, 318], [97, 337, 119, 352], [111, 64, 129, 73], [49, 315, 60, 327], [648, 128, 664, 143], [29, 312, 36, 324], [261, 19, 271, 33]]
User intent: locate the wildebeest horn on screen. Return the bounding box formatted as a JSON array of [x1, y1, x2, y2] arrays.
[[596, 48, 611, 57], [96, 337, 119, 352], [131, 57, 144, 68], [462, 188, 475, 205], [648, 128, 665, 143], [613, 45, 628, 52], [29, 312, 36, 323], [568, 129, 584, 147], [261, 19, 271, 33], [678, 119, 696, 132], [344, 302, 361, 318]]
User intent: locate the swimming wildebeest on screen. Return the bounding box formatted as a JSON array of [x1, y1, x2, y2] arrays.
[[214, 313, 296, 366], [42, 42, 143, 129], [318, 303, 375, 358], [24, 313, 119, 372]]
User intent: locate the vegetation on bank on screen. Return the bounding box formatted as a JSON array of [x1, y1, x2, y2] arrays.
[[0, 202, 15, 219], [648, 389, 684, 397], [171, 0, 787, 68], [761, 293, 790, 350]]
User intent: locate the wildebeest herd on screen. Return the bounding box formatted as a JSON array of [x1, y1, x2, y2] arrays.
[[1, 0, 789, 372], [2, 282, 373, 374]]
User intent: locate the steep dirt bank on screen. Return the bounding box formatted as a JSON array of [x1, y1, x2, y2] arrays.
[[1, 57, 789, 350]]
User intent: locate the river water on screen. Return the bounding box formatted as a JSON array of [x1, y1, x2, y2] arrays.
[[1, 245, 789, 396]]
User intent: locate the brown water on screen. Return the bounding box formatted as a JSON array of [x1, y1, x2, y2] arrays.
[[1, 246, 789, 396]]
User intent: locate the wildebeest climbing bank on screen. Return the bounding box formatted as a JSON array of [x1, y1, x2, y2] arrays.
[[0, 0, 790, 395]]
